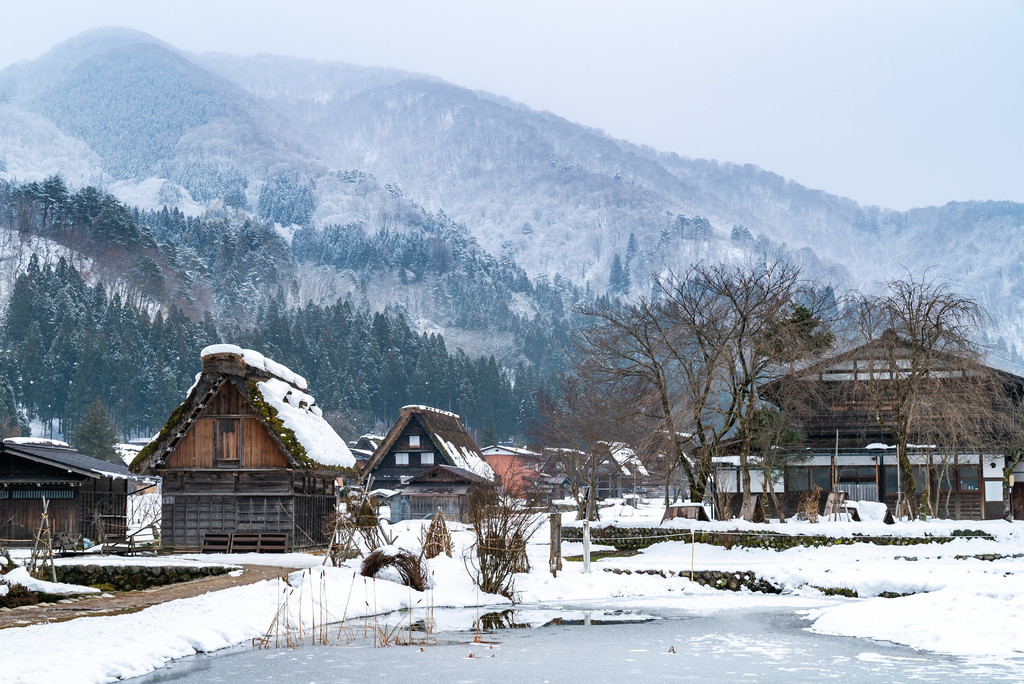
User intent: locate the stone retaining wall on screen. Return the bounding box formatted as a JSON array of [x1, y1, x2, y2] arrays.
[[55, 564, 232, 591], [604, 567, 783, 593], [562, 525, 991, 551]]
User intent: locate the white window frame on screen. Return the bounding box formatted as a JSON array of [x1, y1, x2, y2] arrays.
[[409, 435, 421, 447], [421, 452, 434, 465], [395, 452, 410, 466]]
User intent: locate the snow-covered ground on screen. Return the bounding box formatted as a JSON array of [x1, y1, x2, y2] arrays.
[[1, 503, 1022, 682]]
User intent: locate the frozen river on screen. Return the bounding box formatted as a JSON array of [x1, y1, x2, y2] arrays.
[[133, 602, 1021, 683]]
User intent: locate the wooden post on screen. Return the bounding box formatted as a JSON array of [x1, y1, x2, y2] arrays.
[[690, 527, 695, 582], [832, 429, 839, 521], [582, 519, 591, 574], [548, 513, 562, 577]]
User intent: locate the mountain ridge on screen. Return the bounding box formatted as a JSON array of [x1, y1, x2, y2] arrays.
[[2, 27, 1023, 364]]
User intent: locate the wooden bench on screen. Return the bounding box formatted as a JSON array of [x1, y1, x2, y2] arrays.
[[54, 532, 79, 556], [257, 533, 289, 553], [228, 533, 261, 553], [201, 533, 232, 553], [202, 532, 292, 554]]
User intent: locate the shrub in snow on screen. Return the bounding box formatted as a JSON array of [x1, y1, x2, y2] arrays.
[[0, 579, 38, 608], [464, 483, 539, 600], [360, 547, 427, 591]]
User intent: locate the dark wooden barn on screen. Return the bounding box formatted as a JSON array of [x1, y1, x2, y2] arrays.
[[762, 335, 1024, 520], [0, 438, 148, 546], [363, 405, 493, 490], [390, 464, 488, 522], [130, 345, 357, 552]]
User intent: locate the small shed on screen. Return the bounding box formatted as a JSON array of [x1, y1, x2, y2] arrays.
[[0, 438, 149, 545], [363, 405, 493, 490], [130, 344, 357, 552], [390, 464, 488, 522]]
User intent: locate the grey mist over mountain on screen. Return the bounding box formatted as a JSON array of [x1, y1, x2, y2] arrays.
[[2, 27, 1024, 366]]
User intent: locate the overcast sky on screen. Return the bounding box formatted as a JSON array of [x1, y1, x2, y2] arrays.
[[2, 1, 1021, 210]]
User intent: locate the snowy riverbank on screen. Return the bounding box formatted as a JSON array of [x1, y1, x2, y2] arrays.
[[1, 508, 1023, 682]]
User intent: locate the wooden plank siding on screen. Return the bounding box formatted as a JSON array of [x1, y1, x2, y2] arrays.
[[1, 452, 130, 545], [160, 492, 336, 551], [165, 382, 288, 470], [0, 496, 76, 542]]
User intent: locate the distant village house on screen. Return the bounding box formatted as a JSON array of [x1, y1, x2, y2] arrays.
[[363, 405, 493, 522]]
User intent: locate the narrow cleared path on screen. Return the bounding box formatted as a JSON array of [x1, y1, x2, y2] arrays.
[[0, 565, 290, 630]]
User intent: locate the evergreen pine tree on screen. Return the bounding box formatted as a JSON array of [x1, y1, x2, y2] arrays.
[[609, 254, 630, 294], [625, 232, 638, 263], [482, 420, 498, 447], [70, 399, 121, 465]]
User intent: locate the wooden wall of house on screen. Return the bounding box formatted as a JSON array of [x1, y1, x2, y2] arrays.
[[0, 493, 76, 544], [0, 454, 131, 543], [77, 476, 129, 542], [161, 492, 335, 551], [160, 470, 335, 496], [0, 478, 128, 544], [158, 470, 337, 551], [164, 382, 289, 470], [783, 376, 1018, 441], [378, 418, 440, 470]]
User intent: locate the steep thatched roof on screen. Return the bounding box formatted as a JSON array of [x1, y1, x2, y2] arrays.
[[364, 405, 493, 481], [130, 345, 354, 474]]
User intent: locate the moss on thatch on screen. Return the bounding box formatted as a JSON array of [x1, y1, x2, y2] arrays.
[[246, 380, 312, 467], [130, 394, 195, 471]]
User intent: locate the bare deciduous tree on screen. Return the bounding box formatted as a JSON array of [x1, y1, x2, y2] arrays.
[[854, 274, 985, 518], [532, 371, 639, 520], [576, 260, 834, 519], [576, 298, 696, 501], [657, 261, 833, 516]]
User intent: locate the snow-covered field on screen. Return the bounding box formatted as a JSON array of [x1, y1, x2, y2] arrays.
[[1, 502, 1023, 682]]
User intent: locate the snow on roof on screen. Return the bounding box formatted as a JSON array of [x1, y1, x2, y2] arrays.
[[116, 442, 144, 466], [865, 442, 937, 450], [4, 437, 70, 447], [201, 344, 309, 391], [402, 404, 460, 420], [436, 435, 494, 480], [256, 378, 354, 468], [605, 442, 650, 477], [482, 444, 542, 458]]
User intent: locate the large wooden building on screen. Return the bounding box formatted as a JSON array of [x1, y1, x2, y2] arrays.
[[363, 405, 493, 490], [131, 345, 357, 551], [758, 335, 1024, 520], [0, 438, 149, 545]]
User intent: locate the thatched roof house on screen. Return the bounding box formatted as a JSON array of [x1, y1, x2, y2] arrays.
[[363, 405, 493, 489], [130, 344, 356, 551]]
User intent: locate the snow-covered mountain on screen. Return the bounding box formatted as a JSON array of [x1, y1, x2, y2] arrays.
[[2, 27, 1023, 362]]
